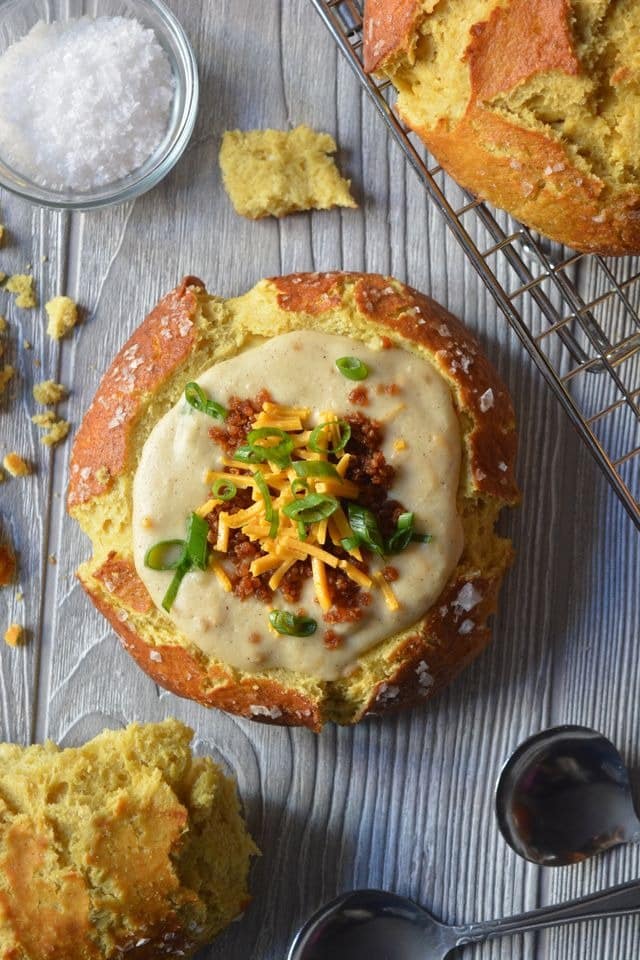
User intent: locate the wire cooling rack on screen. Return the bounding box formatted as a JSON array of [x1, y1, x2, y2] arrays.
[[310, 0, 640, 529]]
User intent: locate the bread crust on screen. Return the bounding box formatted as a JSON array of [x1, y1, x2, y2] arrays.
[[69, 273, 518, 730], [364, 0, 640, 255]]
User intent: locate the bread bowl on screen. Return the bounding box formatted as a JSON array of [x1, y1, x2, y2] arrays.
[[69, 272, 518, 731], [0, 719, 257, 959], [363, 0, 640, 255]]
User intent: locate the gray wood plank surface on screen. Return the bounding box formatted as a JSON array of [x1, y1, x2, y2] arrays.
[[0, 2, 638, 959]]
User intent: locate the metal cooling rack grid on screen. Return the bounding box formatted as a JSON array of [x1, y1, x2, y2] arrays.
[[311, 0, 640, 529]]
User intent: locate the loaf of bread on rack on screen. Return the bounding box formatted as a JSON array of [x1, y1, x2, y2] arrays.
[[364, 0, 640, 255], [68, 273, 518, 731], [0, 719, 257, 959]]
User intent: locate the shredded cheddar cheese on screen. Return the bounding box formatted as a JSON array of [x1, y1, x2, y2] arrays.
[[197, 401, 403, 619]]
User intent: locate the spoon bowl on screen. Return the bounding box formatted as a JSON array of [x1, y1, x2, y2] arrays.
[[496, 725, 640, 866], [288, 880, 640, 960]]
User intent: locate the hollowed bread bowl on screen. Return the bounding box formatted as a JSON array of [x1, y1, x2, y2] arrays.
[[69, 272, 518, 731]]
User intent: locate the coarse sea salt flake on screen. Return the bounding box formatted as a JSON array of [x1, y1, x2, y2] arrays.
[[0, 16, 175, 191], [479, 388, 494, 412]]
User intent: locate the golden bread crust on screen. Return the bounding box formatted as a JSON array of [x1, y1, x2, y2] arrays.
[[69, 273, 518, 730], [0, 720, 257, 959], [364, 0, 640, 254]]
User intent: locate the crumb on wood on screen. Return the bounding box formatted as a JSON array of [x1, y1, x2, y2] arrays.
[[0, 364, 14, 395], [23, 340, 32, 350], [0, 315, 6, 332], [45, 295, 78, 339], [33, 379, 66, 405], [31, 411, 70, 446], [0, 543, 16, 586], [47, 554, 57, 565], [6, 274, 37, 309], [4, 624, 24, 647], [3, 452, 30, 477]]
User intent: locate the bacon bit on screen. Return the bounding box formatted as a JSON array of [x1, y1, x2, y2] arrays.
[[376, 382, 400, 396], [382, 565, 399, 582], [379, 335, 393, 349], [324, 630, 343, 649], [348, 386, 369, 406], [249, 632, 262, 645]]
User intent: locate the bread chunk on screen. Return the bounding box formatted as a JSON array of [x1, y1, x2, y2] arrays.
[[365, 0, 640, 254], [0, 719, 257, 959], [219, 125, 357, 219]]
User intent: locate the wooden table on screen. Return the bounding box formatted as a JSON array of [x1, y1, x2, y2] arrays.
[[1, 2, 639, 957]]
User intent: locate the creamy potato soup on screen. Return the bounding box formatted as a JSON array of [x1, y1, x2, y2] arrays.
[[133, 331, 463, 680]]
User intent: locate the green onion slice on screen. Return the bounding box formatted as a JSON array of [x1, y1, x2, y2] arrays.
[[144, 539, 186, 571], [412, 532, 434, 544], [282, 493, 339, 524], [290, 478, 308, 495], [292, 460, 340, 480], [336, 356, 369, 381], [162, 559, 190, 612], [269, 610, 317, 637], [212, 478, 237, 501], [184, 382, 227, 421], [254, 471, 279, 538], [308, 419, 351, 454], [346, 503, 385, 557], [387, 511, 415, 553], [236, 427, 294, 468], [340, 536, 360, 552], [297, 520, 308, 541], [185, 512, 209, 570]]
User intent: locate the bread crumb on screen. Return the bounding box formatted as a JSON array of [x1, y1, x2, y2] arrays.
[[6, 274, 37, 309], [31, 411, 70, 446], [23, 340, 32, 350], [15, 591, 23, 602], [0, 543, 16, 586], [45, 295, 78, 339], [219, 125, 357, 219], [0, 364, 14, 395], [4, 624, 24, 647], [3, 452, 30, 476], [48, 553, 57, 565], [33, 379, 67, 405]]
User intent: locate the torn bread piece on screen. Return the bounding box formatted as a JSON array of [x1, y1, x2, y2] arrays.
[[219, 125, 357, 219]]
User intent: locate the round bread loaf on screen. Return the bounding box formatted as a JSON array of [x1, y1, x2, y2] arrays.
[[0, 719, 257, 959], [68, 273, 518, 731], [364, 0, 640, 254]]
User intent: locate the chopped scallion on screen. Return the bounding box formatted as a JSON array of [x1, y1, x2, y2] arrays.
[[336, 356, 369, 381], [184, 382, 227, 421], [282, 493, 339, 524], [346, 503, 385, 557], [269, 609, 317, 637], [144, 539, 186, 571], [212, 477, 237, 501], [308, 419, 351, 454], [292, 460, 340, 480]]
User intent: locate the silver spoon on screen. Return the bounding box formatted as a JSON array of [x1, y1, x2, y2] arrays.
[[496, 725, 640, 866], [287, 883, 640, 960]]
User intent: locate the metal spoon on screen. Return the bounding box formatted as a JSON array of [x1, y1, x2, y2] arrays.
[[287, 883, 640, 960], [496, 725, 640, 866]]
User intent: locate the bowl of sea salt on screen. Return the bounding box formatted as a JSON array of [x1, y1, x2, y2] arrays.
[[0, 0, 198, 209]]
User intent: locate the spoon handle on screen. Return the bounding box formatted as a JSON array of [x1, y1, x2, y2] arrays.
[[453, 878, 640, 945]]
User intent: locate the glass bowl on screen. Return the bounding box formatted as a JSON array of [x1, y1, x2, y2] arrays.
[[0, 0, 198, 210]]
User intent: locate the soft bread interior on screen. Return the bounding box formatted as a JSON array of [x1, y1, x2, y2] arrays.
[[0, 719, 257, 957], [385, 0, 640, 195]]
